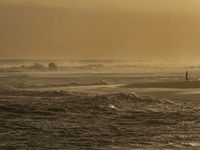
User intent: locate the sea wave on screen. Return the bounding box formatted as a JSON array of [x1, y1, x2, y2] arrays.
[[12, 80, 110, 88], [0, 63, 106, 73], [0, 88, 200, 149], [0, 87, 197, 114], [0, 63, 53, 72]]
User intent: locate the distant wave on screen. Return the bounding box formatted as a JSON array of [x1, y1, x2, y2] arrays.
[[60, 64, 105, 71], [84, 64, 104, 69], [0, 62, 58, 72], [0, 63, 106, 73], [114, 64, 140, 68], [183, 65, 200, 69], [13, 80, 110, 88]]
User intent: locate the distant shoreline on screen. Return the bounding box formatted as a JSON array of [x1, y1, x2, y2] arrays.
[[122, 81, 200, 89]]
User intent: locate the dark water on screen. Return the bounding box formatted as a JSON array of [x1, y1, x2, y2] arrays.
[[1, 60, 200, 149], [1, 89, 200, 149]]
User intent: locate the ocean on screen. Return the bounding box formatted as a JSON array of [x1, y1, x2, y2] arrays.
[[0, 60, 200, 149]]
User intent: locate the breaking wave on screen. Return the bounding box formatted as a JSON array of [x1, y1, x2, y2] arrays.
[[0, 63, 58, 72], [0, 63, 106, 73]]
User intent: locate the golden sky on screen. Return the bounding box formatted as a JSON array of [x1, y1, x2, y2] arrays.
[[0, 0, 200, 60]]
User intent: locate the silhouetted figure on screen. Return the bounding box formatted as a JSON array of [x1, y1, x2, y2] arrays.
[[185, 71, 189, 82]]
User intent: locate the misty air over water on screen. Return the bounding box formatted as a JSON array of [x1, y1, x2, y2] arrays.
[[1, 60, 200, 149]]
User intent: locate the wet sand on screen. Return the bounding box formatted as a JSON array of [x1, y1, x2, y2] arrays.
[[123, 81, 200, 89]]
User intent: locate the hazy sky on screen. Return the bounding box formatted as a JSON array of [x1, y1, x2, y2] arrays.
[[0, 0, 200, 60]]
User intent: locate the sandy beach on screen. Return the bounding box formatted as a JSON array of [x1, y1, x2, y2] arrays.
[[123, 81, 200, 89]]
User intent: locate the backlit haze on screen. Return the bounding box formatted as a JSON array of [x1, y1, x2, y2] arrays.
[[0, 0, 200, 60]]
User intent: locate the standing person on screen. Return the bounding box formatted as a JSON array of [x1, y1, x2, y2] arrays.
[[185, 71, 189, 82]]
